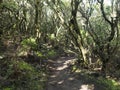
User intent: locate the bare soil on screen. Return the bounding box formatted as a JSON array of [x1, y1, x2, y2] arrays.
[[46, 56, 100, 90]]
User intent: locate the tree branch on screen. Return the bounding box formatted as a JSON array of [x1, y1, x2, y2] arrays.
[[98, 0, 112, 25]]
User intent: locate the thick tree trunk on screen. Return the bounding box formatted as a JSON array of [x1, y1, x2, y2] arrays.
[[101, 61, 107, 77], [101, 58, 109, 77]]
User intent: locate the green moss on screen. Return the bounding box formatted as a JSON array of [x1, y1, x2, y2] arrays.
[[47, 50, 57, 58], [36, 51, 43, 57], [77, 72, 120, 90], [97, 77, 120, 90], [17, 61, 34, 71], [0, 58, 47, 90], [21, 37, 37, 50]]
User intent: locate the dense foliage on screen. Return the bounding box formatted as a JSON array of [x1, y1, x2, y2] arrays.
[[0, 0, 120, 90]]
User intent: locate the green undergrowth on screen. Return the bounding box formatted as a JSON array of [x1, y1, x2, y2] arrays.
[[46, 49, 58, 59], [77, 72, 120, 90], [97, 77, 120, 90], [0, 58, 47, 90], [21, 37, 58, 59]]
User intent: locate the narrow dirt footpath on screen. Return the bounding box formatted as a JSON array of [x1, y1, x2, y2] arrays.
[[46, 56, 94, 90]]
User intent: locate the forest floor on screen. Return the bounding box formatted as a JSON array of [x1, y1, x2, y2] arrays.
[[46, 56, 106, 90]]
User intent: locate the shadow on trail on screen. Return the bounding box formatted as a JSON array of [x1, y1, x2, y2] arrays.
[[46, 57, 108, 90]]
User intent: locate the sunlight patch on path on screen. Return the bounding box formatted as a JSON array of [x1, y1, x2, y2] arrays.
[[80, 84, 94, 90], [57, 80, 64, 85], [56, 58, 76, 70], [57, 64, 68, 70]]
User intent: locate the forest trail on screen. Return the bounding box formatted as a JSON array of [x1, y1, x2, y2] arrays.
[[46, 57, 95, 90]]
